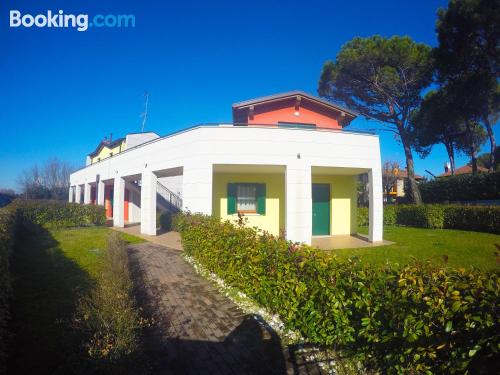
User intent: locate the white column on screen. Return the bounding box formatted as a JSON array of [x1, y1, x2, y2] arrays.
[[83, 183, 91, 204], [182, 163, 212, 214], [68, 186, 73, 202], [286, 164, 312, 244], [113, 177, 125, 228], [369, 168, 383, 242], [140, 171, 157, 235], [97, 180, 105, 206], [75, 185, 82, 204]]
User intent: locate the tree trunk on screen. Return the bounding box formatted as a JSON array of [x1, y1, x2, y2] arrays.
[[400, 132, 422, 204], [464, 120, 478, 174], [444, 142, 456, 175], [484, 115, 496, 172], [471, 148, 478, 174]]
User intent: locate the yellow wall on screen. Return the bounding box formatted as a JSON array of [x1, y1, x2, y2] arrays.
[[213, 172, 285, 235], [312, 175, 358, 235], [91, 141, 126, 164]]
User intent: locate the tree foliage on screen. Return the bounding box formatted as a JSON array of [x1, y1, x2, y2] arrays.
[[319, 35, 433, 203], [434, 0, 500, 172], [477, 146, 500, 171], [410, 88, 464, 174], [411, 86, 487, 175]]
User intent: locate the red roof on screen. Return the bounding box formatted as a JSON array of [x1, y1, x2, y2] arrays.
[[396, 169, 424, 180], [440, 164, 488, 177], [232, 91, 357, 128]]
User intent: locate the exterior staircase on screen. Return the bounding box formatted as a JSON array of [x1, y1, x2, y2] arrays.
[[125, 180, 182, 213], [156, 180, 182, 212]]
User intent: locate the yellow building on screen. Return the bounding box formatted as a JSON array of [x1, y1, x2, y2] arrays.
[[86, 132, 160, 165], [88, 137, 126, 164]]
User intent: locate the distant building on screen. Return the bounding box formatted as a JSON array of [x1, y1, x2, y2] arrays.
[[440, 163, 488, 177], [86, 132, 160, 166], [385, 169, 424, 200]]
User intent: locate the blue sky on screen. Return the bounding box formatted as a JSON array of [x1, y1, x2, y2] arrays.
[[1, 0, 497, 190]]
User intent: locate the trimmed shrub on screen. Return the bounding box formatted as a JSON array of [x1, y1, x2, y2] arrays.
[[74, 232, 146, 372], [174, 213, 500, 374], [357, 205, 399, 227], [384, 205, 397, 225], [443, 205, 500, 234], [357, 205, 500, 234], [0, 208, 15, 372], [396, 205, 445, 229], [420, 172, 500, 203], [12, 199, 106, 228]]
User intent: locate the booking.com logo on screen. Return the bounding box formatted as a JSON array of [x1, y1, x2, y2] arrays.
[[9, 10, 135, 31]]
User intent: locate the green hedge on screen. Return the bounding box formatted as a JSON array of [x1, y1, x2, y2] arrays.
[[396, 205, 446, 229], [12, 199, 106, 228], [443, 206, 500, 234], [357, 205, 500, 234], [357, 205, 403, 227], [0, 208, 15, 372], [420, 173, 500, 203], [174, 213, 499, 374]]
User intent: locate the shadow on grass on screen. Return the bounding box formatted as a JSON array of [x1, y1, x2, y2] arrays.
[[8, 224, 93, 374], [7, 224, 150, 375]]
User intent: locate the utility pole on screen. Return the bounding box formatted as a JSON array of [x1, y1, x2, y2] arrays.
[[140, 91, 149, 132]]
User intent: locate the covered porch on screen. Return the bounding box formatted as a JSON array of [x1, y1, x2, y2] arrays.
[[211, 163, 384, 247]]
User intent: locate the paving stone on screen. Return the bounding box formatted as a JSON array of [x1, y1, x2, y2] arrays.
[[128, 242, 317, 374]]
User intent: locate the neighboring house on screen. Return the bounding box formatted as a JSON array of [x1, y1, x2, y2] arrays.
[[385, 169, 424, 199], [86, 132, 160, 165], [69, 91, 384, 244], [439, 163, 488, 177]]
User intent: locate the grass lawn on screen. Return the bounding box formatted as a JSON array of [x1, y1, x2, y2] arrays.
[[50, 226, 144, 277], [330, 226, 500, 271], [8, 225, 144, 375]]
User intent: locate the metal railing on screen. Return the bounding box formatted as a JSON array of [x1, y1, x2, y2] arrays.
[[156, 181, 182, 212]]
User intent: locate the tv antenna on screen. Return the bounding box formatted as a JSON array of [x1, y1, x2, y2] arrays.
[[140, 91, 149, 132]]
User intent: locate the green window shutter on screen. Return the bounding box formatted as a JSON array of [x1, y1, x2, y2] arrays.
[[227, 183, 237, 214], [256, 184, 266, 215]]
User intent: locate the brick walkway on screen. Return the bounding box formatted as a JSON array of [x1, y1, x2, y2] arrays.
[[129, 242, 319, 375]]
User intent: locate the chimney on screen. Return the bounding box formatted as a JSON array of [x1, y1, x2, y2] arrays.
[[444, 162, 450, 173], [109, 133, 113, 143]]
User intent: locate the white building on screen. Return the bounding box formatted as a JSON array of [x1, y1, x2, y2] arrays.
[[69, 91, 383, 245]]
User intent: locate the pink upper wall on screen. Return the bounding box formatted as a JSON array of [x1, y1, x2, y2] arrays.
[[233, 97, 344, 129]]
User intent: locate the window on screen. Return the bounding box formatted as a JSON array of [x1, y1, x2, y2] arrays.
[[236, 184, 257, 212], [227, 183, 266, 215], [278, 121, 316, 129]]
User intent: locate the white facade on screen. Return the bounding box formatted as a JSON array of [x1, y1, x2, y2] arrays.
[[125, 132, 160, 148], [69, 125, 383, 243]]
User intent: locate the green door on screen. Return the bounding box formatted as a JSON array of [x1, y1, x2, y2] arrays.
[[312, 184, 330, 235]]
